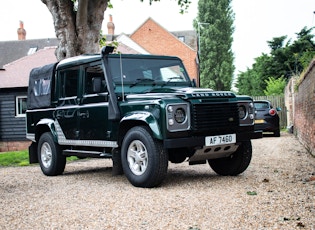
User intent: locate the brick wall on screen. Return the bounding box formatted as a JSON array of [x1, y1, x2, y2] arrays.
[[0, 141, 31, 152], [293, 59, 315, 156], [130, 18, 198, 83]]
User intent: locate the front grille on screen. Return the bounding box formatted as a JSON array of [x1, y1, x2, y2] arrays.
[[191, 102, 239, 135]]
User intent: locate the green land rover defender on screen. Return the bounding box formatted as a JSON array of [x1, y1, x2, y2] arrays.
[[26, 47, 262, 187]]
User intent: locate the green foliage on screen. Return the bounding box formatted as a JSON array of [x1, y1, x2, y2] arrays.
[[237, 27, 315, 96], [195, 0, 235, 90], [0, 151, 29, 166], [99, 30, 119, 52], [139, 0, 191, 13], [264, 76, 286, 96], [0, 151, 79, 167]]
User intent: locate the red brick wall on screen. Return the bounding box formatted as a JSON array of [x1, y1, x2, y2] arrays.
[[130, 18, 198, 83], [0, 141, 31, 152], [294, 60, 315, 156]]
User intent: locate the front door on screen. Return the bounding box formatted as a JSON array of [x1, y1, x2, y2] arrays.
[[78, 64, 109, 141]]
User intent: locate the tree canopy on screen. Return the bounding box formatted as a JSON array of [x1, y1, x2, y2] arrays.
[[236, 27, 315, 96], [41, 0, 191, 61], [195, 0, 235, 90]]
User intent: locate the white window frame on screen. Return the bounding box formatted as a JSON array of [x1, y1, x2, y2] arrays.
[[16, 96, 27, 117]]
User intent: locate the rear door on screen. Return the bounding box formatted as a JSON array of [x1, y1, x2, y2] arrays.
[[55, 67, 81, 140]]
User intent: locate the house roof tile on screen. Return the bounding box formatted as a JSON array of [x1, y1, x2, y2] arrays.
[[0, 38, 59, 68], [0, 47, 57, 89]]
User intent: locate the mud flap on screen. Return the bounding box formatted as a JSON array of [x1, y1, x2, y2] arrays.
[[29, 142, 38, 164]]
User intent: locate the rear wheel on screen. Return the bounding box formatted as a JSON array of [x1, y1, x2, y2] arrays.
[[208, 141, 252, 176], [274, 129, 280, 137], [38, 132, 66, 176], [121, 126, 168, 188]]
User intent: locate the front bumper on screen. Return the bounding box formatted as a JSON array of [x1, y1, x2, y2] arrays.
[[163, 131, 262, 149]]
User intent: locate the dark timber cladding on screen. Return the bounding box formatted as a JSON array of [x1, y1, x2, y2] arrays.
[[0, 89, 27, 141]]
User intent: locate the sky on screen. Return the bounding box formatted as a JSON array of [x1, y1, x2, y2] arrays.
[[0, 0, 314, 74]]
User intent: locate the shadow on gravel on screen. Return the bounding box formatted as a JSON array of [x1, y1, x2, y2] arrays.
[[59, 160, 246, 187], [62, 166, 112, 176]]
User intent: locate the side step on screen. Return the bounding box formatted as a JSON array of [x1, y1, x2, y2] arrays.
[[63, 149, 112, 158]]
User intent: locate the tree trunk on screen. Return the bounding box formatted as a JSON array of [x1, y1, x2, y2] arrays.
[[41, 0, 108, 61]]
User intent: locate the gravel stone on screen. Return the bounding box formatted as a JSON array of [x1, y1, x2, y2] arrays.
[[0, 132, 314, 229]]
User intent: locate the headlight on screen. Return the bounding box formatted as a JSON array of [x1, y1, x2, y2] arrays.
[[238, 102, 254, 126], [238, 105, 247, 119], [166, 103, 190, 132], [174, 108, 186, 123]]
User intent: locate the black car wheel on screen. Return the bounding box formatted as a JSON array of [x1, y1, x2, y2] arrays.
[[208, 141, 252, 176], [274, 129, 280, 137], [121, 126, 168, 188], [38, 132, 66, 176]]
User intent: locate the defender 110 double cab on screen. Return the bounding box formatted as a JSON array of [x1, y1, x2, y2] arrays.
[[26, 47, 262, 187]]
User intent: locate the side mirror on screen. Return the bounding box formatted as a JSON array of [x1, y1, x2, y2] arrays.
[[92, 77, 102, 93], [276, 107, 281, 112], [191, 79, 197, 87]]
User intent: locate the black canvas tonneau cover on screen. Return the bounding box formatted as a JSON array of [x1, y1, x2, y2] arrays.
[[27, 62, 58, 109]]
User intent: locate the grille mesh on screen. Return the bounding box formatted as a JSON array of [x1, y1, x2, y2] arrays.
[[191, 102, 239, 134]]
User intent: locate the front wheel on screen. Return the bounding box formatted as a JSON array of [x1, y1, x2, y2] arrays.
[[121, 126, 168, 188], [38, 132, 66, 176], [208, 141, 252, 176]]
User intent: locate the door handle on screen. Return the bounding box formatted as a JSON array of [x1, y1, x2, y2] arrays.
[[78, 111, 89, 118]]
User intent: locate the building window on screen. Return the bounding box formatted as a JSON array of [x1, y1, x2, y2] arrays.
[[178, 36, 185, 42], [16, 96, 27, 117]]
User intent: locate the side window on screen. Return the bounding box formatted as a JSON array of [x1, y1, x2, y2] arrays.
[[60, 68, 79, 98], [84, 65, 105, 95], [34, 78, 51, 96], [16, 96, 27, 117]]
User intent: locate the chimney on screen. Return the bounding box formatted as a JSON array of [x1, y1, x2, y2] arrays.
[[17, 21, 26, 40], [107, 15, 115, 35]]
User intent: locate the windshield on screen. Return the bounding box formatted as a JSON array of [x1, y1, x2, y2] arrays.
[[107, 56, 191, 93]]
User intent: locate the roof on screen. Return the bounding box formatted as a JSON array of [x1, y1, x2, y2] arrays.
[[0, 38, 59, 68], [0, 47, 57, 89]]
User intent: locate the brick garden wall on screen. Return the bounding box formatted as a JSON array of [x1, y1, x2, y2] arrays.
[[0, 141, 31, 152], [292, 59, 315, 156]]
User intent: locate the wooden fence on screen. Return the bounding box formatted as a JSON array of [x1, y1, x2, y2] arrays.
[[252, 95, 287, 129]]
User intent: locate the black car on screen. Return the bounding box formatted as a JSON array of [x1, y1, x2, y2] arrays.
[[254, 100, 280, 137]]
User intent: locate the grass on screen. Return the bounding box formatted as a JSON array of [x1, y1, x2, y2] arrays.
[[0, 150, 79, 167], [0, 150, 29, 166]]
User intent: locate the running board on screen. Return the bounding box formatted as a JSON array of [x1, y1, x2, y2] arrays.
[[63, 149, 112, 158]]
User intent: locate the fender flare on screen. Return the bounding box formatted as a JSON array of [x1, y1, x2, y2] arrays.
[[36, 118, 58, 143], [120, 111, 162, 140]]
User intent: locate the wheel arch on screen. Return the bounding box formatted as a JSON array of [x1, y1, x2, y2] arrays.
[[35, 119, 58, 143], [118, 112, 162, 146]]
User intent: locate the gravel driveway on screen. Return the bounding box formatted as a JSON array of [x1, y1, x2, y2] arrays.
[[1, 132, 314, 230]]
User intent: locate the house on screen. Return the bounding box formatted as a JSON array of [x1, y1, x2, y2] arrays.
[[0, 47, 57, 151], [0, 22, 58, 69], [0, 17, 198, 151], [130, 18, 198, 83]]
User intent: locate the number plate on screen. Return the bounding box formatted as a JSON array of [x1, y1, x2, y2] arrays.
[[205, 134, 236, 146], [255, 119, 264, 124]]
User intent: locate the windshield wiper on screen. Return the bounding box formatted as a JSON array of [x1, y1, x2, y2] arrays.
[[162, 76, 184, 87], [130, 78, 156, 88]]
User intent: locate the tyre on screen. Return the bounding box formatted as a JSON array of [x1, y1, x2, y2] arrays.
[[38, 132, 66, 176], [208, 141, 252, 176], [274, 129, 280, 137], [121, 126, 168, 188]]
